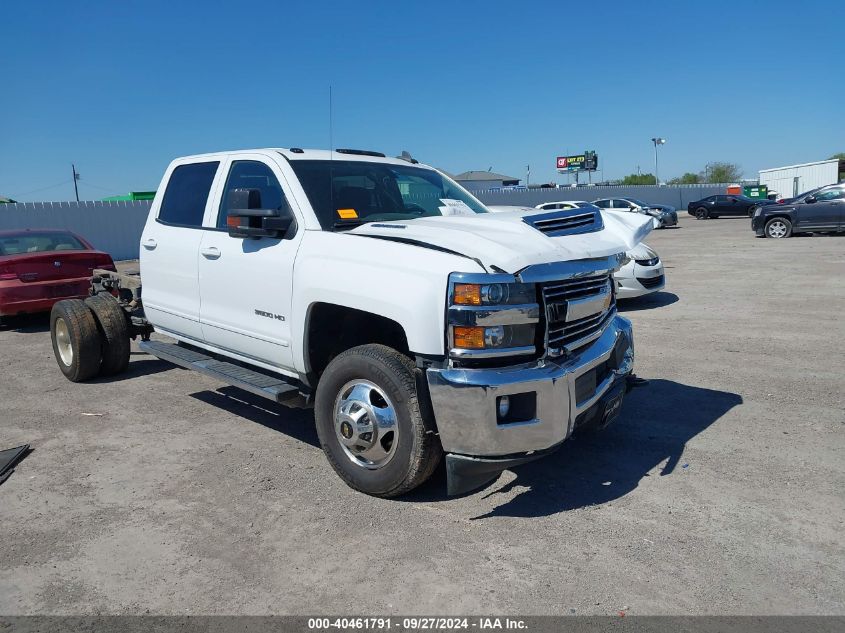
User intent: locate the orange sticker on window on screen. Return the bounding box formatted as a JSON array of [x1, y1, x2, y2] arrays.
[[337, 208, 358, 219]]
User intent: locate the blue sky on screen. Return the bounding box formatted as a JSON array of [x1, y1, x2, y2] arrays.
[[2, 0, 842, 201]]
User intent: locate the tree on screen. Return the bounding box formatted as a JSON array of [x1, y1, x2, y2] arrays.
[[621, 173, 657, 185], [668, 172, 700, 185], [702, 162, 743, 183], [828, 153, 845, 160]]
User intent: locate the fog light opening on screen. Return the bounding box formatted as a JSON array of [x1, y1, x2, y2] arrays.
[[497, 395, 510, 420]]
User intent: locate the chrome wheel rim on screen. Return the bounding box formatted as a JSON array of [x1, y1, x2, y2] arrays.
[[55, 318, 73, 366], [333, 380, 398, 470], [768, 221, 787, 238]]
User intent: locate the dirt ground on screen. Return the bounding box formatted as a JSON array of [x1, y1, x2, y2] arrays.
[[1, 215, 843, 615]]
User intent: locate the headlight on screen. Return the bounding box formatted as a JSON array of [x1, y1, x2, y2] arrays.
[[453, 282, 535, 306], [448, 274, 539, 358], [753, 206, 762, 217], [634, 246, 660, 267]]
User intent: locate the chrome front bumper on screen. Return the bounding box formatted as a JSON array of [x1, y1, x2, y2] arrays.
[[426, 315, 634, 457]]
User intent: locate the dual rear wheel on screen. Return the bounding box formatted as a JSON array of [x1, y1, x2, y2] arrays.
[[50, 295, 130, 382]]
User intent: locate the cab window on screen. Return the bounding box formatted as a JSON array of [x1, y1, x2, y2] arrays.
[[217, 161, 287, 228], [158, 162, 219, 227]]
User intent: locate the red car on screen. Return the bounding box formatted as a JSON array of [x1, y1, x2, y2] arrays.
[[0, 229, 116, 320]]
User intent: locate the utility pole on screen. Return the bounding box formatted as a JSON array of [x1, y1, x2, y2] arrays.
[[651, 138, 666, 185], [72, 164, 80, 202]]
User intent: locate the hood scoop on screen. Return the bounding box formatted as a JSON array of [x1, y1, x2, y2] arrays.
[[522, 209, 603, 237]]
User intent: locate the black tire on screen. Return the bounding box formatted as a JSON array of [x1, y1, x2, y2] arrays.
[[314, 344, 442, 497], [85, 294, 130, 376], [765, 217, 792, 239], [50, 299, 102, 382], [695, 207, 709, 220]]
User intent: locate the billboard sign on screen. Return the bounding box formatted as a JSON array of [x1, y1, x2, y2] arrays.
[[557, 151, 598, 172]]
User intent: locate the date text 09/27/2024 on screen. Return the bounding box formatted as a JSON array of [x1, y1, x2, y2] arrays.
[[307, 618, 528, 630]]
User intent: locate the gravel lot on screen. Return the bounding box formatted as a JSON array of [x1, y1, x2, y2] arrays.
[[1, 215, 843, 615]]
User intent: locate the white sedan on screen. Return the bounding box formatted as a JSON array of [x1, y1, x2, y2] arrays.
[[485, 206, 665, 299], [615, 242, 665, 299], [534, 200, 597, 211]]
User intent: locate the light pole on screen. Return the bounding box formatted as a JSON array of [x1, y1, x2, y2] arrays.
[[651, 137, 666, 184]]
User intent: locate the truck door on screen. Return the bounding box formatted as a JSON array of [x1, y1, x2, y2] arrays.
[[140, 160, 221, 342], [198, 156, 301, 372]]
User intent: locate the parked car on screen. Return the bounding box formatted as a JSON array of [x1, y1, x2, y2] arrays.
[[687, 194, 777, 219], [615, 242, 665, 299], [0, 229, 115, 322], [46, 147, 651, 497], [488, 206, 665, 298], [593, 198, 677, 229], [751, 183, 845, 238], [534, 200, 600, 211]]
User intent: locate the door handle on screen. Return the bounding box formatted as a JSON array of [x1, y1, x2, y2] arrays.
[[201, 246, 221, 259], [142, 238, 157, 250]]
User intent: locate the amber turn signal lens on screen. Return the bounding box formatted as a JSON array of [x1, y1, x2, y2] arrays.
[[226, 215, 240, 228], [453, 326, 485, 349], [453, 283, 481, 305]]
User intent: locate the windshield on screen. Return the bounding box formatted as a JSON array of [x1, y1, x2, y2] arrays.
[[575, 202, 601, 211], [289, 160, 488, 230], [626, 198, 649, 207]]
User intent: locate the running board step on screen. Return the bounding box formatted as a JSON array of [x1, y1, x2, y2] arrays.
[[139, 340, 300, 403]]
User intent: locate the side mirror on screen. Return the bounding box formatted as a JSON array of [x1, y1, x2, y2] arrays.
[[226, 188, 295, 238], [804, 195, 816, 204]]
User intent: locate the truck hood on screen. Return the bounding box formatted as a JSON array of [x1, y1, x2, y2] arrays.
[[350, 209, 652, 274]]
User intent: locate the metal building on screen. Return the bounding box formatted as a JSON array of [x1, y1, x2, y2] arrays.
[[452, 171, 520, 192], [759, 159, 844, 199]]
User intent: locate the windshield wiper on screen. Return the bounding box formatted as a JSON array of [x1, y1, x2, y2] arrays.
[[333, 219, 369, 231]]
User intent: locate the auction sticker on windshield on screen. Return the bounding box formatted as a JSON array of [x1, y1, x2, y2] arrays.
[[439, 199, 475, 217]]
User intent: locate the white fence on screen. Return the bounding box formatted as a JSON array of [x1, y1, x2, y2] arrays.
[[0, 201, 151, 261], [473, 184, 730, 210], [0, 184, 733, 261]]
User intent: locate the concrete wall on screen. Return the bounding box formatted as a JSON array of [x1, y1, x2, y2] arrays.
[[0, 201, 151, 261], [473, 184, 729, 210]]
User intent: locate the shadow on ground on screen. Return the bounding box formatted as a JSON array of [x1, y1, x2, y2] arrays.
[[0, 313, 50, 333], [181, 378, 739, 517], [617, 292, 679, 311], [464, 379, 741, 519], [90, 356, 175, 383], [190, 386, 319, 448]]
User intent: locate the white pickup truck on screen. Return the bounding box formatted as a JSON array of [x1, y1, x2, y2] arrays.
[[48, 148, 651, 497]]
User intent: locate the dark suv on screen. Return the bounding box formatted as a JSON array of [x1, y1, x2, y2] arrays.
[[751, 184, 845, 238], [687, 194, 775, 219]]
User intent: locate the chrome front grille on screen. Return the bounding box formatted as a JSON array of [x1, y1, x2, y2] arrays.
[[523, 209, 603, 237], [542, 273, 616, 355]]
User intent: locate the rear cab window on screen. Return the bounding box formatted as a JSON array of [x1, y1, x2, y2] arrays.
[[157, 162, 220, 227], [0, 232, 85, 255]]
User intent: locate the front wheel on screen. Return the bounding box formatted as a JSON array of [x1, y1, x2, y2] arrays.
[[695, 207, 709, 220], [314, 344, 442, 497], [765, 217, 792, 238]]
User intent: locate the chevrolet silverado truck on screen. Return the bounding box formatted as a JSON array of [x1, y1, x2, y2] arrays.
[[48, 148, 651, 497]]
